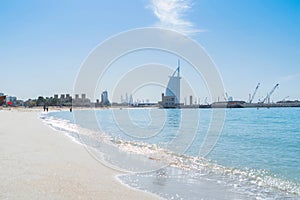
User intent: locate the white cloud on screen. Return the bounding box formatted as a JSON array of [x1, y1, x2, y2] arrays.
[[148, 0, 202, 35]]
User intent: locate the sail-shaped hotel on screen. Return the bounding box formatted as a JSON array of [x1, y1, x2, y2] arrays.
[[159, 60, 181, 108]]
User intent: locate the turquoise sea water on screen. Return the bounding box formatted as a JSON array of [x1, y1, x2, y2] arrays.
[[42, 107, 300, 199]]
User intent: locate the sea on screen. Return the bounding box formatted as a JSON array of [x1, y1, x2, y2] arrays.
[[40, 107, 300, 200]]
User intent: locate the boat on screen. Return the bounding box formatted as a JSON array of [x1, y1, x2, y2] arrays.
[[0, 95, 6, 106]]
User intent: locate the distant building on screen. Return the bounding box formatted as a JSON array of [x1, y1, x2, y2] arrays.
[[125, 93, 128, 103], [72, 93, 91, 107], [159, 60, 181, 108], [129, 95, 133, 105], [160, 93, 176, 108], [101, 91, 110, 106], [53, 94, 72, 106], [166, 60, 181, 104], [16, 100, 24, 106]]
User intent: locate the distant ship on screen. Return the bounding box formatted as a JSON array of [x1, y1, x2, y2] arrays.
[[0, 95, 6, 106]]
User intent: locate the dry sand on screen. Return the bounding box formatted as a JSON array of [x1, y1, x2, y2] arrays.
[[0, 109, 160, 199]]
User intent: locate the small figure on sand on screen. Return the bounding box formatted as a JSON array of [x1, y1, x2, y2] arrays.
[[70, 107, 72, 112], [44, 103, 48, 112]]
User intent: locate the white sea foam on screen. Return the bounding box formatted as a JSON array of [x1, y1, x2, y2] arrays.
[[116, 139, 300, 198]]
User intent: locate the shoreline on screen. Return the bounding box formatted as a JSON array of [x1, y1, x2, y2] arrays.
[[0, 109, 161, 199], [2, 107, 299, 199]]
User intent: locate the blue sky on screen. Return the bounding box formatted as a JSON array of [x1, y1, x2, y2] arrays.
[[0, 0, 299, 103]]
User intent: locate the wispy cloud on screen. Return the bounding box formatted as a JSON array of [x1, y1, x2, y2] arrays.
[[147, 0, 202, 35]]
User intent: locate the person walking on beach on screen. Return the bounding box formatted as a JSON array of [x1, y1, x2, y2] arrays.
[[43, 104, 46, 112]]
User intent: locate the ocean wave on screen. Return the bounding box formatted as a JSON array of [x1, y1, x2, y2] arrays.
[[116, 139, 300, 198]]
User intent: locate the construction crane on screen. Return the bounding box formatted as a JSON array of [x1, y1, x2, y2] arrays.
[[281, 96, 289, 102], [223, 92, 229, 101], [249, 83, 260, 103], [261, 83, 279, 104], [205, 97, 209, 105]]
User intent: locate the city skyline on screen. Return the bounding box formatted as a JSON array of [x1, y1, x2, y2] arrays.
[[1, 0, 299, 102]]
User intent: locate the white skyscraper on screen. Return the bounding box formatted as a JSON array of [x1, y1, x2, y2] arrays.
[[165, 60, 181, 104], [159, 60, 181, 108]]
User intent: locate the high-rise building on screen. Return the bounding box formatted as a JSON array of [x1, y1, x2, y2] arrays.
[[165, 60, 181, 104], [101, 91, 110, 106], [159, 60, 181, 108], [125, 93, 128, 103], [129, 95, 133, 105]]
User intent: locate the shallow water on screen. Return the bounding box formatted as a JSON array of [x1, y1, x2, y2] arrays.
[[42, 107, 300, 199]]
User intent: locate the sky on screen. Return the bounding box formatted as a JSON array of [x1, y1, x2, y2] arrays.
[[0, 0, 299, 103]]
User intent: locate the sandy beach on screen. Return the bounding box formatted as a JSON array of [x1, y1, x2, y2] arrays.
[[0, 109, 160, 200]]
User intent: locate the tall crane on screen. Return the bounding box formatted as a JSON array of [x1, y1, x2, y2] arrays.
[[249, 83, 260, 103], [205, 97, 209, 105], [281, 96, 289, 102], [223, 92, 229, 101], [261, 83, 279, 104]]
